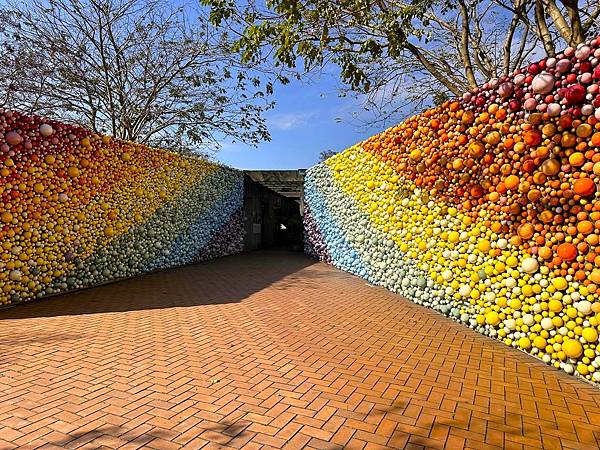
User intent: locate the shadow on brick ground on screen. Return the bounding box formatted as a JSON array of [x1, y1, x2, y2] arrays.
[[45, 419, 254, 449], [0, 250, 318, 320]]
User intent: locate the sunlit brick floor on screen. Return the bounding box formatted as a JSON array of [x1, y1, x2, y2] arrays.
[[1, 250, 599, 449]]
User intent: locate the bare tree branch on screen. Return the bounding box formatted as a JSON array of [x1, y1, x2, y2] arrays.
[[582, 2, 600, 34], [404, 43, 464, 96], [0, 0, 278, 153]]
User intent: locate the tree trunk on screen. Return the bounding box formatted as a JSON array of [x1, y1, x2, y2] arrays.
[[458, 0, 478, 88], [535, 0, 556, 56], [559, 0, 585, 44]]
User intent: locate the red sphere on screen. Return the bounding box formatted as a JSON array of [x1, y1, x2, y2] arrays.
[[528, 63, 541, 75], [580, 61, 592, 73], [564, 84, 586, 104], [566, 73, 578, 84], [509, 100, 521, 111]]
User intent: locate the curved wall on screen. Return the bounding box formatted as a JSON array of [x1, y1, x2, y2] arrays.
[[304, 37, 600, 383], [0, 111, 244, 305]]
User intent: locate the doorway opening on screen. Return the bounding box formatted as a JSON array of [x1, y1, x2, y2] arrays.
[[242, 170, 305, 251]]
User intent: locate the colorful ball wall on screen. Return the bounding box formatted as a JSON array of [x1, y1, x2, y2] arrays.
[[304, 36, 600, 383], [0, 110, 244, 305]]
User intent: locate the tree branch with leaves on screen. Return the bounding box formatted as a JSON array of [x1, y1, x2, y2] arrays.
[[201, 0, 600, 126]]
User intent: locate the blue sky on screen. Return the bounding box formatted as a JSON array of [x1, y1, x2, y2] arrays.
[[215, 73, 386, 170]]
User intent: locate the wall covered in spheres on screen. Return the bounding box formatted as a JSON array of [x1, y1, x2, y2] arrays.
[[304, 36, 600, 383], [0, 111, 244, 305]]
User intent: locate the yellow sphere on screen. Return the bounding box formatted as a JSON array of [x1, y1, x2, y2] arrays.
[[548, 300, 563, 313], [566, 307, 578, 319], [552, 277, 568, 290], [533, 336, 547, 350], [562, 339, 583, 359], [477, 240, 491, 253], [582, 327, 599, 343], [448, 231, 460, 243], [506, 256, 518, 268], [521, 285, 534, 297], [509, 299, 522, 310], [577, 363, 589, 376], [518, 337, 531, 350], [486, 311, 501, 326]]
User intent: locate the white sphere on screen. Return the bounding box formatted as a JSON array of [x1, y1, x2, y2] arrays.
[[575, 45, 591, 60], [521, 257, 539, 273], [547, 103, 562, 116], [9, 270, 22, 281], [541, 317, 554, 330], [497, 239, 508, 249], [576, 301, 592, 315], [532, 72, 555, 94], [522, 314, 535, 326], [39, 123, 54, 137]]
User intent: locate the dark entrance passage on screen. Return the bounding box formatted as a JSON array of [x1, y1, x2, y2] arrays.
[[243, 171, 305, 251]]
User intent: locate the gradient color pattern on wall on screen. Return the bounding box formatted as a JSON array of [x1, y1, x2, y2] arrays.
[[304, 37, 600, 383], [0, 111, 244, 305]]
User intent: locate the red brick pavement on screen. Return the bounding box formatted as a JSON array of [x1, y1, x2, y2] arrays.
[[0, 250, 599, 449]]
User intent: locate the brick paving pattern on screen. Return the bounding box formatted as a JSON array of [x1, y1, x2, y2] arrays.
[[0, 250, 599, 450]]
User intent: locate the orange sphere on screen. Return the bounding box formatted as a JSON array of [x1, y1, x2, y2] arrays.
[[573, 178, 596, 197], [523, 130, 542, 146], [561, 133, 577, 147], [569, 152, 585, 167], [577, 220, 593, 234], [469, 141, 485, 157], [541, 159, 560, 176], [518, 223, 534, 239], [505, 175, 519, 190], [556, 243, 578, 261], [538, 246, 552, 259]]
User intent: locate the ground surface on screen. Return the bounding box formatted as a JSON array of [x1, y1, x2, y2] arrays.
[[0, 250, 599, 450]]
